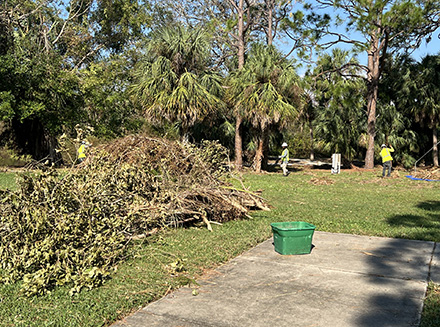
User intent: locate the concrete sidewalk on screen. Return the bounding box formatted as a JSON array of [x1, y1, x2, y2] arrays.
[[113, 232, 439, 327]]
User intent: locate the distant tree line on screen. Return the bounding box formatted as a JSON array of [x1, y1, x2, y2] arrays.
[[0, 0, 439, 169]]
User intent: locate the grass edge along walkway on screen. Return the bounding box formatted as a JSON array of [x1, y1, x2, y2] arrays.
[[0, 169, 439, 326]]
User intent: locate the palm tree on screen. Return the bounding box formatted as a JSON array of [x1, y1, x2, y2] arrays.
[[227, 44, 301, 172], [376, 54, 419, 168], [132, 25, 224, 141], [411, 55, 440, 166], [312, 49, 365, 166]]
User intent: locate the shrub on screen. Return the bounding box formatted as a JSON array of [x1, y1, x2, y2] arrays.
[[0, 146, 32, 167], [0, 135, 267, 296]]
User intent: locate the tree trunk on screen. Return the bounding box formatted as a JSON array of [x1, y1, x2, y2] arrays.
[[364, 33, 380, 169], [234, 0, 246, 170], [234, 115, 243, 169], [342, 157, 353, 169], [237, 0, 245, 70], [309, 122, 314, 161], [181, 125, 190, 144], [266, 0, 273, 46], [254, 126, 269, 172], [365, 81, 378, 169], [433, 128, 439, 166], [11, 118, 62, 164], [254, 136, 264, 173], [262, 127, 269, 171], [46, 134, 63, 166]]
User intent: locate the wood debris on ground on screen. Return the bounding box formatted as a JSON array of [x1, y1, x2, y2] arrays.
[[308, 176, 334, 185], [89, 134, 271, 229], [0, 134, 271, 296], [410, 167, 440, 180]]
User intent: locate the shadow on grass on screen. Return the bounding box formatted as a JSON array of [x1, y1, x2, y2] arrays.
[[386, 201, 440, 242], [417, 201, 440, 212], [265, 164, 303, 174]]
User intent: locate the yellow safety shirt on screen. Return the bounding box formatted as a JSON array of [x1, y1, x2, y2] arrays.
[[77, 144, 86, 159], [281, 148, 289, 163], [380, 146, 394, 163]]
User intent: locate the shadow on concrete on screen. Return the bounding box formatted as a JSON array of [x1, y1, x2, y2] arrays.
[[356, 292, 422, 326], [355, 202, 438, 327], [355, 237, 431, 326], [356, 200, 440, 326]]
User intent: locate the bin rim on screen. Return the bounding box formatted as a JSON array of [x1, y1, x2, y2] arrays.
[[271, 221, 316, 231]]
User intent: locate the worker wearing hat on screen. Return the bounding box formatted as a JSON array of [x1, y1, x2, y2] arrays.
[[279, 142, 290, 176], [77, 140, 90, 164], [380, 143, 394, 177]]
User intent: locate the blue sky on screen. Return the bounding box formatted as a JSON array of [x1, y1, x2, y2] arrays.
[[413, 30, 440, 61], [278, 1, 440, 74]]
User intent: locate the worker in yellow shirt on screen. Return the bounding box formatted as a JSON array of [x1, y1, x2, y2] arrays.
[[77, 140, 89, 164], [380, 144, 394, 177]]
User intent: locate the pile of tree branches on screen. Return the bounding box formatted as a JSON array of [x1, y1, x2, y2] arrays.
[[411, 167, 440, 180], [0, 135, 269, 296]]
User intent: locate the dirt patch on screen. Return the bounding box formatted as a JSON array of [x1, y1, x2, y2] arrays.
[[308, 176, 334, 185]]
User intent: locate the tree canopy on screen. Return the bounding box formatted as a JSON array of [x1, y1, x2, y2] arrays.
[[0, 0, 439, 169]]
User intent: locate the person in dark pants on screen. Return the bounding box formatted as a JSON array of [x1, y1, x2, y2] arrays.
[[380, 144, 394, 177]]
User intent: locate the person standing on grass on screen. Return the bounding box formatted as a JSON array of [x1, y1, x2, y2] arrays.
[[280, 142, 290, 176], [380, 144, 394, 177]]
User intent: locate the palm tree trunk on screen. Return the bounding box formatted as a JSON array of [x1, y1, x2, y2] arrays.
[[262, 127, 270, 171], [254, 127, 269, 173], [433, 127, 439, 166], [181, 125, 190, 144], [254, 136, 264, 173], [309, 123, 315, 161], [234, 115, 243, 170]]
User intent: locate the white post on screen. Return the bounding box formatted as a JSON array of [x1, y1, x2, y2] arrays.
[[331, 153, 341, 174]]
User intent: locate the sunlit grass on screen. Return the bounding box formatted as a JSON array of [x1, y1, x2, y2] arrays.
[[0, 168, 439, 326], [242, 169, 440, 241], [421, 282, 440, 327], [0, 172, 19, 191]]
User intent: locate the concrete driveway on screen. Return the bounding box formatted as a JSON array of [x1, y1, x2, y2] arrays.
[[112, 231, 439, 327]]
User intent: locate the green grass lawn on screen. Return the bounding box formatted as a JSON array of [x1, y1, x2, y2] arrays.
[[0, 171, 19, 191], [0, 168, 439, 326]]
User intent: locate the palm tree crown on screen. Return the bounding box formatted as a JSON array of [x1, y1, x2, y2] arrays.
[[132, 25, 224, 138]]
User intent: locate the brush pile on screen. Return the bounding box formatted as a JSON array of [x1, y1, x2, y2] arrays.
[[411, 167, 440, 180], [0, 135, 268, 296]]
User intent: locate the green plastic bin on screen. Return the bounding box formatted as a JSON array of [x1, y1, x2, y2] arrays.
[[271, 221, 316, 255]]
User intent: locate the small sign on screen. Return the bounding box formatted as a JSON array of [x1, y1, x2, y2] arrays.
[[331, 153, 341, 174]]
